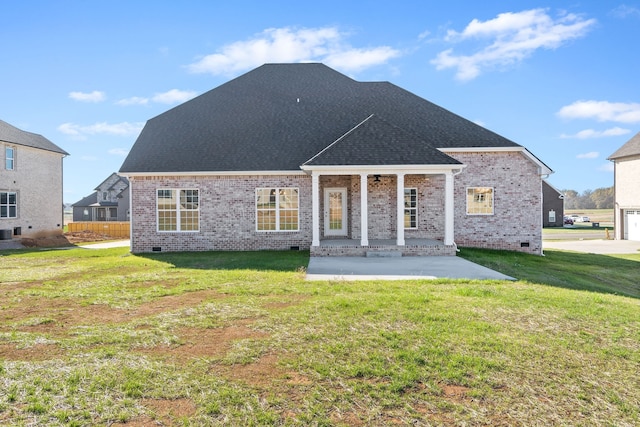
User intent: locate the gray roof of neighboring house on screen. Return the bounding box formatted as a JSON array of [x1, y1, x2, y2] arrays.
[[71, 192, 98, 208], [608, 131, 640, 160], [120, 63, 521, 174], [0, 119, 69, 155]]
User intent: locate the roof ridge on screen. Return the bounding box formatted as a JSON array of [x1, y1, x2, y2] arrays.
[[302, 114, 375, 166]]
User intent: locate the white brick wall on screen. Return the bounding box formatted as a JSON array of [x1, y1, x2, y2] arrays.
[[447, 151, 543, 254], [0, 144, 65, 237], [129, 151, 543, 254]]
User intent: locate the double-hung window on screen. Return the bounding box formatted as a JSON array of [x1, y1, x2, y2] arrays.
[[0, 192, 17, 218], [404, 188, 417, 229], [466, 187, 494, 215], [5, 146, 15, 170], [157, 189, 199, 231], [256, 188, 299, 231]]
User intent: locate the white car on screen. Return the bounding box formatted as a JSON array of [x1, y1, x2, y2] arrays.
[[573, 215, 590, 223]]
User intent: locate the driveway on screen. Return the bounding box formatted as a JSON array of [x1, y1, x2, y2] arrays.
[[306, 256, 515, 281], [543, 239, 640, 254]]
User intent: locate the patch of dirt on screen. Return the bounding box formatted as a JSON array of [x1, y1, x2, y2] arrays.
[[0, 343, 67, 361], [0, 289, 228, 361], [110, 398, 197, 427], [18, 230, 119, 248], [137, 323, 269, 364], [214, 353, 283, 387], [441, 384, 471, 401]]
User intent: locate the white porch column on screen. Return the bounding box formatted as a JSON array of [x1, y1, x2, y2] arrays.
[[396, 173, 405, 246], [444, 171, 455, 246], [360, 173, 369, 246], [312, 172, 320, 247]]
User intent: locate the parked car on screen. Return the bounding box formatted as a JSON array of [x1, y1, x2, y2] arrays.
[[573, 216, 590, 223], [564, 216, 574, 225]]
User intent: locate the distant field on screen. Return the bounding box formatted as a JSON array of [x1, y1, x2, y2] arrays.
[[565, 208, 613, 224]]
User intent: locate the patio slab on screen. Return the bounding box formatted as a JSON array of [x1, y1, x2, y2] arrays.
[[306, 256, 516, 281]]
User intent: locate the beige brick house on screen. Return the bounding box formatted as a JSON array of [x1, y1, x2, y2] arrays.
[[0, 120, 68, 238], [609, 132, 640, 241], [120, 63, 552, 255]]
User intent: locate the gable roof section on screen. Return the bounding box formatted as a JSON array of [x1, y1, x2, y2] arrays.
[[120, 63, 522, 174], [304, 114, 461, 166], [0, 119, 68, 155], [608, 131, 640, 160], [71, 192, 98, 207]]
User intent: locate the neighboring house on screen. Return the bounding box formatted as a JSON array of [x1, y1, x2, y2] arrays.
[[71, 173, 130, 221], [120, 63, 552, 255], [0, 119, 68, 238], [542, 180, 564, 227], [608, 132, 640, 241]]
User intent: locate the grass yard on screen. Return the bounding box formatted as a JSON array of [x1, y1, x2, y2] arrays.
[[0, 247, 639, 426]]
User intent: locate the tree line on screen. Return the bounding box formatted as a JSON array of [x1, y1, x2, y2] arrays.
[[562, 187, 614, 210]]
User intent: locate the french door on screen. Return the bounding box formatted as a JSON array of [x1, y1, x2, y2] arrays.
[[324, 188, 347, 236]]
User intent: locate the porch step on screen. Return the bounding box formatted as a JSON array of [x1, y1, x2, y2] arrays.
[[366, 251, 402, 258]]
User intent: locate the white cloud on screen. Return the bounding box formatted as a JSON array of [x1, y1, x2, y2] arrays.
[[610, 5, 640, 19], [598, 162, 614, 172], [557, 100, 640, 123], [186, 26, 401, 75], [576, 151, 599, 159], [108, 148, 129, 157], [560, 127, 631, 139], [431, 9, 596, 81], [152, 89, 197, 104], [69, 90, 106, 103], [58, 122, 144, 140], [116, 96, 149, 106]]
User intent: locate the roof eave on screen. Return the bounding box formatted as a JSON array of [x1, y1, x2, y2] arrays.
[[441, 146, 553, 176]]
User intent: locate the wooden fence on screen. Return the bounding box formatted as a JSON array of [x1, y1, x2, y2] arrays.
[[68, 222, 130, 238]]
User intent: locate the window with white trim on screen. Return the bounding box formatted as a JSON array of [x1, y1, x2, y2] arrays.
[[466, 187, 494, 215], [404, 188, 417, 229], [156, 189, 199, 232], [548, 210, 556, 223], [5, 146, 15, 170], [256, 188, 299, 231], [0, 192, 17, 218]]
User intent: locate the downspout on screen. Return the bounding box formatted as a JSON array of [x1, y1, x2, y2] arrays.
[[451, 168, 464, 252]]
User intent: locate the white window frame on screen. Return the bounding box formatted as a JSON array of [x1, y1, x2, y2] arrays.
[[156, 188, 200, 232], [549, 210, 556, 223], [0, 191, 17, 218], [5, 146, 15, 170], [404, 188, 418, 229], [255, 188, 299, 232], [466, 187, 494, 215]]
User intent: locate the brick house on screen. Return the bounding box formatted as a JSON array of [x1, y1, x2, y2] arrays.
[[71, 173, 130, 222], [542, 180, 565, 227], [120, 63, 552, 255], [608, 132, 640, 241], [0, 119, 68, 238]]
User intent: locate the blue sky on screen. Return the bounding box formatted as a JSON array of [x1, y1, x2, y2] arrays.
[[2, 1, 639, 203]]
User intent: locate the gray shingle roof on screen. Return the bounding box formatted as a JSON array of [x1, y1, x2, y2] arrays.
[[608, 131, 640, 160], [304, 114, 462, 166], [120, 63, 520, 173], [0, 119, 68, 155]]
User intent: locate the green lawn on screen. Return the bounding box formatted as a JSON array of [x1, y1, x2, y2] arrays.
[[0, 247, 639, 426]]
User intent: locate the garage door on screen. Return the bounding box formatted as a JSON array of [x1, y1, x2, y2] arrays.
[[626, 210, 640, 241]]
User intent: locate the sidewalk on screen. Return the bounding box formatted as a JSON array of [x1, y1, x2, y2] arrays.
[[543, 239, 640, 254]]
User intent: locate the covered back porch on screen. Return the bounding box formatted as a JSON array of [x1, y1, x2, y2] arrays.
[[302, 166, 463, 257]]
